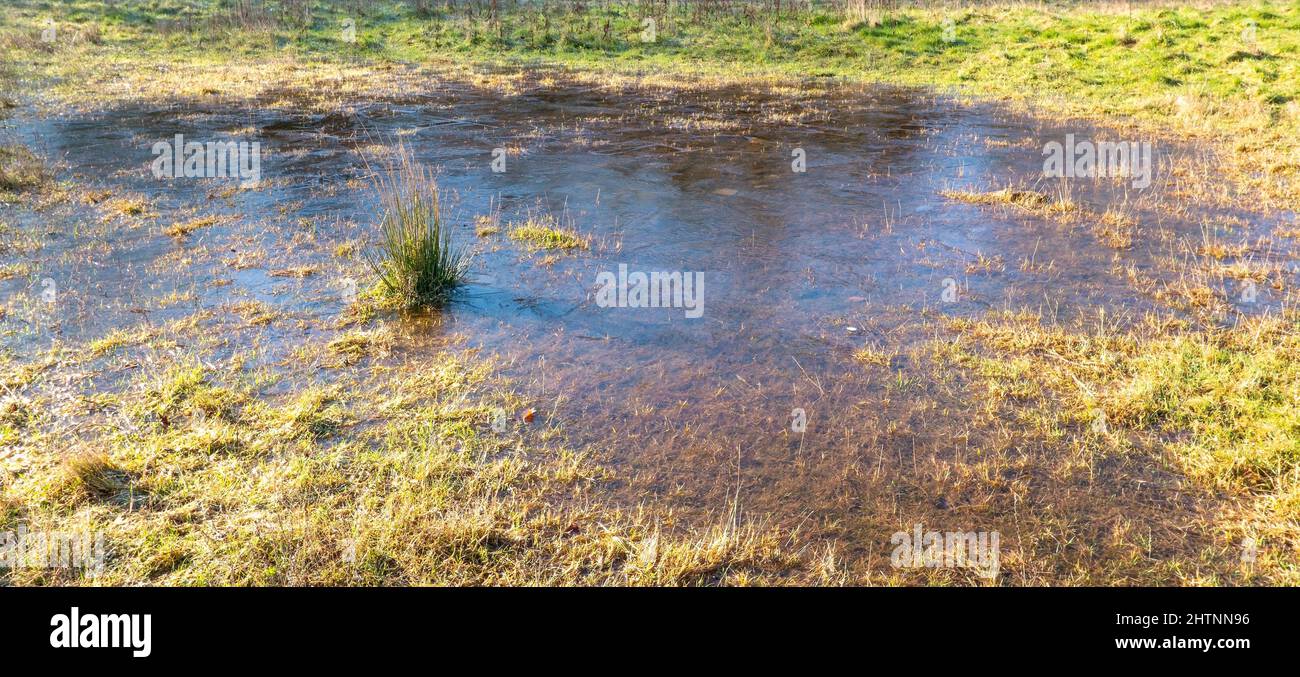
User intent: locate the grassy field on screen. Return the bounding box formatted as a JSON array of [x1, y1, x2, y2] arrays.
[[5, 0, 1300, 206], [1, 1, 1298, 585], [2, 324, 807, 585]]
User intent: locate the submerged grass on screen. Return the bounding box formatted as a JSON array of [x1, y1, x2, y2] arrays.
[[0, 324, 812, 585], [936, 310, 1300, 581], [2, 1, 1298, 585], [941, 185, 1077, 215], [364, 147, 468, 309]]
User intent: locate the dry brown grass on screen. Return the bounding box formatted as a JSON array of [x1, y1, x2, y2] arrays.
[[941, 186, 1077, 216]]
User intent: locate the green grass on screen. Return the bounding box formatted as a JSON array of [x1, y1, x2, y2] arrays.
[[940, 310, 1300, 581], [0, 325, 807, 585], [1112, 328, 1300, 491], [3, 1, 1292, 109], [508, 215, 590, 251], [5, 1, 1297, 208], [364, 148, 468, 309], [2, 2, 1290, 115], [3, 0, 1298, 585]]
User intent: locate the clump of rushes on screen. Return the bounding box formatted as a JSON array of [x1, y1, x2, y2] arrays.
[[365, 147, 468, 309]]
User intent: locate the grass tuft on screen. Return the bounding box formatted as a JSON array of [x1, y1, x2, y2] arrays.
[[164, 215, 219, 238], [508, 214, 590, 251], [61, 452, 130, 501], [365, 147, 468, 309], [941, 186, 1076, 215], [0, 145, 48, 193]]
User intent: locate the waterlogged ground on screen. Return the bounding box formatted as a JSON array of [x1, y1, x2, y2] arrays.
[[4, 68, 1296, 582]]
